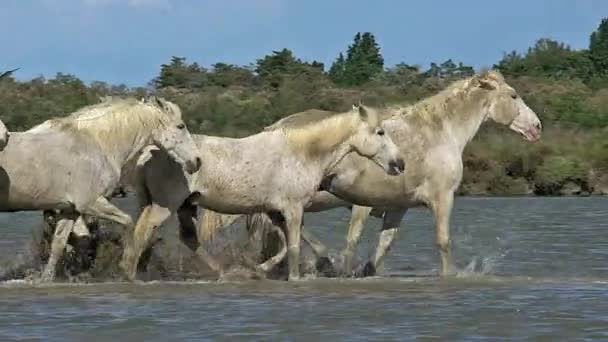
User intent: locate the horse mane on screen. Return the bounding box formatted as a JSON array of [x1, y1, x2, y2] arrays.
[[392, 69, 505, 126], [265, 106, 378, 159], [264, 109, 343, 131], [43, 96, 180, 132]]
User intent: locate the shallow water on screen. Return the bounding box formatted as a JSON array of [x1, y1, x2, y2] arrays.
[[1, 197, 608, 340]]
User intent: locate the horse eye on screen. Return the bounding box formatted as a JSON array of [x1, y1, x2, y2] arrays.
[[177, 123, 185, 129], [377, 129, 385, 136], [511, 94, 518, 99]]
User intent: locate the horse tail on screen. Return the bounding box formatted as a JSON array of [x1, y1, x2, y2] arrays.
[[198, 210, 243, 242]]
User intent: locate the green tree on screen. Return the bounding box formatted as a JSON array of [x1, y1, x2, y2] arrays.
[[255, 48, 313, 88], [328, 52, 346, 84], [589, 18, 608, 77], [497, 38, 593, 80], [208, 63, 255, 88], [337, 32, 384, 86], [153, 56, 207, 89]]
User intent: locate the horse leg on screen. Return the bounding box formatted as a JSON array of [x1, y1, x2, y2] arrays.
[[431, 192, 454, 276], [40, 217, 75, 282], [82, 196, 133, 227], [177, 204, 223, 275], [119, 204, 172, 280], [256, 214, 288, 275], [340, 205, 373, 276], [300, 227, 336, 277], [362, 209, 407, 277], [284, 208, 304, 281]]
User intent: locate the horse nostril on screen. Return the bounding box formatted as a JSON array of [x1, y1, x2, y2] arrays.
[[397, 158, 405, 172], [389, 158, 405, 173], [535, 122, 542, 131], [195, 157, 202, 170]]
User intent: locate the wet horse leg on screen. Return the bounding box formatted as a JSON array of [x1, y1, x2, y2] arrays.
[[431, 192, 454, 276], [300, 226, 336, 276], [40, 217, 75, 282], [340, 205, 373, 276], [177, 204, 223, 275], [363, 208, 407, 276], [81, 196, 133, 227], [119, 203, 171, 280], [256, 212, 287, 275], [284, 207, 304, 281]]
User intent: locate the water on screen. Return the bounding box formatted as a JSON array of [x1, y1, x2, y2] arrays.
[[1, 197, 608, 341]]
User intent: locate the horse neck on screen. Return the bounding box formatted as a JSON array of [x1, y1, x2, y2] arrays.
[[318, 143, 355, 178], [431, 95, 487, 153], [284, 120, 357, 179], [86, 124, 153, 174]]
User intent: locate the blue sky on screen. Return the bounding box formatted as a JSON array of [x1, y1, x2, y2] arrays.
[[1, 0, 607, 86]]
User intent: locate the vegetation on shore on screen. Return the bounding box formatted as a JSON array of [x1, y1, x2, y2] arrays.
[[2, 20, 608, 196]]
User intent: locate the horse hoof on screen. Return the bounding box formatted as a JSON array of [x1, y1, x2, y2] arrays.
[[39, 272, 54, 283], [357, 261, 376, 278], [315, 257, 337, 278]]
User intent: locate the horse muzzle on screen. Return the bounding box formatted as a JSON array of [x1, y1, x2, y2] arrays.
[[388, 158, 405, 175]]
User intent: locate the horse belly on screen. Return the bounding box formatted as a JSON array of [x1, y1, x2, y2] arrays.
[[196, 186, 268, 215]]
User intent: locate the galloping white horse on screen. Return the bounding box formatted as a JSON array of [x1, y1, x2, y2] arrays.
[[0, 119, 8, 151], [0, 96, 201, 281], [120, 104, 405, 281], [202, 69, 542, 277]]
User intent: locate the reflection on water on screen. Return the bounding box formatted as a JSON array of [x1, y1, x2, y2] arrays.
[[1, 197, 608, 340]]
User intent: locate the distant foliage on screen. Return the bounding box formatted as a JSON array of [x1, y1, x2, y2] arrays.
[[329, 32, 385, 86], [3, 18, 608, 194]]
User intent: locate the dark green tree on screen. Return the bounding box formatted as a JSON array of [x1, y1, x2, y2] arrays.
[[589, 18, 608, 77], [208, 63, 255, 88], [154, 56, 207, 89], [255, 48, 313, 88], [328, 52, 346, 84], [332, 32, 384, 86], [496, 38, 593, 80]]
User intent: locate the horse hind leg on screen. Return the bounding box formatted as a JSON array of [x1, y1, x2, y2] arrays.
[[255, 211, 288, 277], [360, 208, 406, 277], [340, 205, 373, 276], [40, 216, 76, 282], [119, 203, 171, 281], [81, 196, 133, 228]]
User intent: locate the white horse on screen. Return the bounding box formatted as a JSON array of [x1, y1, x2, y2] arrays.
[[0, 119, 8, 151], [202, 69, 543, 277], [119, 104, 405, 281], [0, 68, 17, 151], [0, 96, 201, 281]]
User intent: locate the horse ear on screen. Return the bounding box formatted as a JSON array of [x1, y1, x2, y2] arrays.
[[477, 77, 497, 90], [153, 96, 169, 111], [474, 69, 500, 90], [357, 104, 369, 120]]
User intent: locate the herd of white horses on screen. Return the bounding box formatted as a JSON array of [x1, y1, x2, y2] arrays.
[[0, 69, 542, 282]]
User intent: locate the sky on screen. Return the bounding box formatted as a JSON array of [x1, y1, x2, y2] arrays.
[[1, 0, 607, 86]]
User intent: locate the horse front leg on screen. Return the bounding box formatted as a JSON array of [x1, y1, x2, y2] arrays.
[[301, 226, 336, 277], [284, 207, 304, 281], [40, 216, 75, 282], [431, 192, 454, 276], [363, 208, 407, 277], [340, 205, 373, 276]]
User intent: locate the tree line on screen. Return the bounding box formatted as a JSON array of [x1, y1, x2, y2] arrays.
[[2, 18, 608, 195]]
